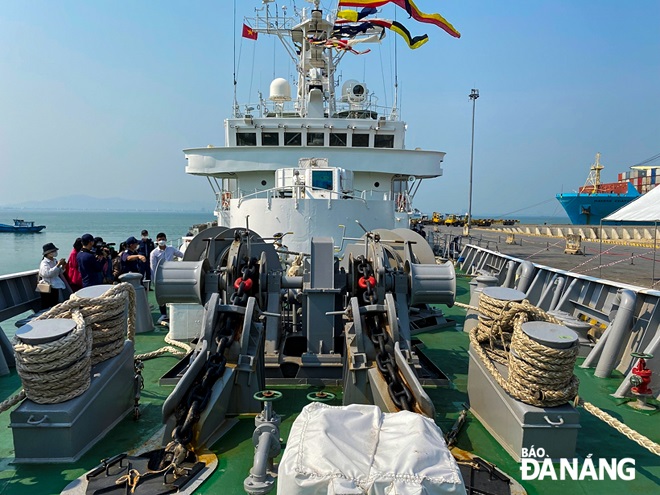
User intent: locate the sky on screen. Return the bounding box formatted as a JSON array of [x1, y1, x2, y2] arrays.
[[1, 0, 659, 218]]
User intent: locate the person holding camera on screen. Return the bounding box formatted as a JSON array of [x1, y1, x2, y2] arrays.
[[77, 233, 108, 288], [120, 236, 147, 277], [94, 237, 116, 284], [39, 242, 67, 309]]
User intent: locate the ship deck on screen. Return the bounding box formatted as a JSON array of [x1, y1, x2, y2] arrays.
[[0, 275, 659, 494]]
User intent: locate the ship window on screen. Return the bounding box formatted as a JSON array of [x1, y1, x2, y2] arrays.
[[307, 132, 324, 146], [374, 182, 380, 188], [262, 132, 279, 146], [312, 170, 333, 190], [261, 180, 267, 186], [237, 132, 257, 146], [284, 132, 302, 146], [374, 134, 394, 148], [352, 133, 369, 147], [330, 133, 347, 147]]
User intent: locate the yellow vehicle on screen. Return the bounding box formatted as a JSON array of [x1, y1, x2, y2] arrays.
[[444, 214, 464, 227], [431, 212, 443, 224]]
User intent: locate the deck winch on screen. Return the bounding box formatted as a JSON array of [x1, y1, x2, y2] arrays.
[[53, 225, 456, 493]]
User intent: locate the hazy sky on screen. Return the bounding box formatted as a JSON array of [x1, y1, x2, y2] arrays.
[[1, 1, 658, 218]]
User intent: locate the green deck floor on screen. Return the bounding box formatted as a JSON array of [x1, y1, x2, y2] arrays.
[[1, 278, 659, 494]]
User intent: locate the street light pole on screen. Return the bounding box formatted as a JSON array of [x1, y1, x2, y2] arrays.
[[467, 88, 479, 235]]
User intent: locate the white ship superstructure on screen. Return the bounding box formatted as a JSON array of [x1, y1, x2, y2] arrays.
[[184, 2, 445, 254]]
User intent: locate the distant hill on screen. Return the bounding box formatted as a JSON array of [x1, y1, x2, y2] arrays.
[[0, 195, 214, 212]]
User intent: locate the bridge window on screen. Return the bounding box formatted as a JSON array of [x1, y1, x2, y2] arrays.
[[352, 133, 369, 147], [307, 132, 324, 146], [312, 170, 333, 190], [284, 132, 302, 146], [237, 132, 257, 146], [330, 133, 347, 147], [374, 134, 394, 148], [262, 132, 279, 146]]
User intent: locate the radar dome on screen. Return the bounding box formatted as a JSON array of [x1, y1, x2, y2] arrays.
[[269, 78, 292, 102]]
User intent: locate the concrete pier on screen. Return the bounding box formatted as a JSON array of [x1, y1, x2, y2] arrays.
[[426, 224, 660, 289]]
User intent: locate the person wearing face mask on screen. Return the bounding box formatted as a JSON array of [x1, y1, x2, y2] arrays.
[[138, 229, 155, 287], [149, 232, 184, 324], [39, 242, 67, 309]]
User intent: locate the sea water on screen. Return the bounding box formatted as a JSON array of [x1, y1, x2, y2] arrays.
[[0, 210, 570, 277], [0, 210, 214, 276]]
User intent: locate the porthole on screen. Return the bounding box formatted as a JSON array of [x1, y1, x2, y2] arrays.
[[374, 182, 380, 187]]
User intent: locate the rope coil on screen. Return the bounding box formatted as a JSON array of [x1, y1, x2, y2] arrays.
[[12, 310, 92, 404], [466, 291, 660, 455], [470, 293, 579, 407], [35, 282, 136, 365]]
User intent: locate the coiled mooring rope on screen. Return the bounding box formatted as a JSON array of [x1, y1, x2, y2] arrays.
[[12, 310, 92, 404], [0, 283, 192, 414], [469, 293, 579, 408], [457, 295, 660, 456]]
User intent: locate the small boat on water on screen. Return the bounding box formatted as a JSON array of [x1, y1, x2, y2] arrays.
[[0, 219, 46, 233]]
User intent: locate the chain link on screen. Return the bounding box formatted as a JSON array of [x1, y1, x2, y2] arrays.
[[368, 314, 414, 411], [357, 256, 377, 305], [133, 359, 144, 420]]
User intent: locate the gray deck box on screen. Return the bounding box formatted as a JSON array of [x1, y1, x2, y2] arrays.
[[10, 340, 135, 463], [468, 346, 581, 461]]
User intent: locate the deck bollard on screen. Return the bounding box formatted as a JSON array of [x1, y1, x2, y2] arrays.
[[464, 275, 499, 333], [118, 273, 154, 333]]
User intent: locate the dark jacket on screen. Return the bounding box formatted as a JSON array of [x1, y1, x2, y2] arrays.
[[77, 248, 104, 287], [137, 238, 155, 278]]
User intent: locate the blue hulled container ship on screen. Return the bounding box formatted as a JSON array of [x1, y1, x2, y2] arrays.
[[556, 152, 653, 225]]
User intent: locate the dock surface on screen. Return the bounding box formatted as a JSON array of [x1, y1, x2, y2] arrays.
[[426, 225, 660, 289]]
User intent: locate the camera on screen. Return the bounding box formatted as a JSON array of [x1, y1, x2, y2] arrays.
[[93, 237, 117, 258]]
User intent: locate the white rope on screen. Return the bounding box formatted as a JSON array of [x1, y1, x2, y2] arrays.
[[35, 282, 136, 365], [13, 310, 92, 404], [576, 250, 654, 274]]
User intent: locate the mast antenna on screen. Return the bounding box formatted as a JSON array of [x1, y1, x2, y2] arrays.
[[584, 152, 604, 193], [232, 0, 238, 117]]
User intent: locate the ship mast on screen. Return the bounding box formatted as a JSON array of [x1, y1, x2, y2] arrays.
[[247, 0, 335, 118], [584, 152, 604, 194]]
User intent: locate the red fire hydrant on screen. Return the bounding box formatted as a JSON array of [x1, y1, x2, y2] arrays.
[[630, 352, 653, 396]]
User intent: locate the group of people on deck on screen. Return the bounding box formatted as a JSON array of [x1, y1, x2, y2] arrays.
[[38, 230, 183, 319]]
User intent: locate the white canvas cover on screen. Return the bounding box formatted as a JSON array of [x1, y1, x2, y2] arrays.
[[277, 402, 466, 495], [604, 185, 660, 222]]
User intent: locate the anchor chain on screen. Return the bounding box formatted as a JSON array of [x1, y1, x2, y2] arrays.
[[356, 256, 377, 305], [355, 257, 414, 411], [159, 319, 236, 476], [133, 359, 144, 420], [368, 313, 414, 412], [156, 257, 257, 479], [231, 257, 258, 306]]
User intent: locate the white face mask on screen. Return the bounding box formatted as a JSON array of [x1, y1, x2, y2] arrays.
[[51, 251, 58, 258], [158, 240, 167, 247]]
